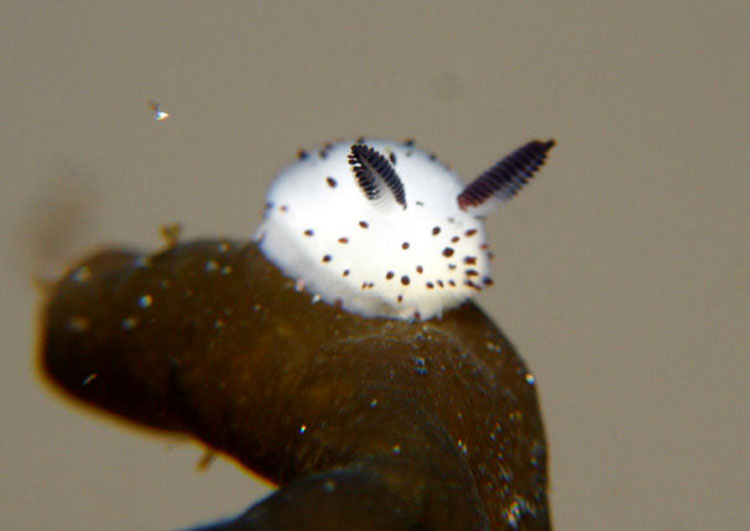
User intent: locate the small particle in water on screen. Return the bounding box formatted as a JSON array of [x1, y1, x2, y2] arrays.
[[205, 260, 219, 273], [370, 398, 378, 407], [221, 265, 233, 275], [218, 241, 230, 253], [504, 496, 533, 529], [295, 278, 305, 292], [509, 410, 523, 422], [159, 223, 181, 246], [525, 373, 535, 384], [81, 373, 97, 386], [122, 316, 138, 330], [530, 441, 544, 468], [71, 266, 91, 283], [486, 341, 502, 353], [311, 294, 322, 304], [457, 439, 469, 455], [299, 424, 307, 434], [214, 319, 226, 329], [323, 479, 336, 492], [183, 289, 193, 298], [197, 451, 217, 470], [506, 500, 522, 528], [66, 316, 90, 332], [392, 444, 402, 454], [149, 100, 170, 121], [159, 279, 170, 289], [253, 303, 263, 311], [138, 294, 153, 308], [414, 356, 428, 375], [134, 256, 151, 268]]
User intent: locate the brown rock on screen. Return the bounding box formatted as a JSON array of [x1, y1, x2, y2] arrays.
[[41, 239, 550, 529]]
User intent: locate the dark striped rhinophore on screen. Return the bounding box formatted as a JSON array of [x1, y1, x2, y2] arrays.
[[457, 139, 555, 210], [348, 144, 407, 209]]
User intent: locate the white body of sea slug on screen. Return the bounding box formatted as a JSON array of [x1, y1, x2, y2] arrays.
[[255, 138, 554, 320]]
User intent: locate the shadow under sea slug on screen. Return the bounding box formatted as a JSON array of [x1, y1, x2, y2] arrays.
[[40, 138, 555, 529]]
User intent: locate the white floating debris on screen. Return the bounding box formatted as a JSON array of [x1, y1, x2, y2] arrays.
[[148, 100, 170, 122]]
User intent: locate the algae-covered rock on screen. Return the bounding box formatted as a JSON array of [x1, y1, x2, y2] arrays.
[[41, 239, 550, 529]]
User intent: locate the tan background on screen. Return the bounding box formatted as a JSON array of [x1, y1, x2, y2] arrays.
[[1, 2, 747, 529]]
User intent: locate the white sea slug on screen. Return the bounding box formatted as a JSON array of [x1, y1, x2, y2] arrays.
[[255, 138, 554, 320]]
